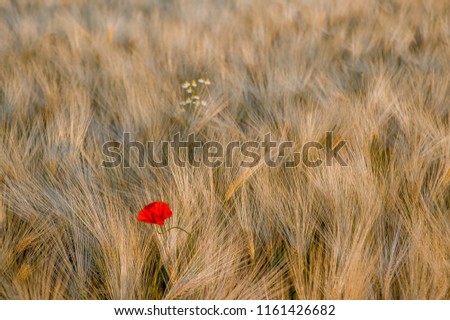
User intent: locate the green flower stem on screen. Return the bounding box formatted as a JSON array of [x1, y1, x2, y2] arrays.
[[155, 225, 191, 237]]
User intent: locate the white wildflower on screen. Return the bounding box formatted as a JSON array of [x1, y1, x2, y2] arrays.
[[181, 81, 190, 89]]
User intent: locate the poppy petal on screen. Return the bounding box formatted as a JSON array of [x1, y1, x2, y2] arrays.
[[137, 201, 172, 226]]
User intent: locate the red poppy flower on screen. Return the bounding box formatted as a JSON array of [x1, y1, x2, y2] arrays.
[[137, 201, 172, 226]]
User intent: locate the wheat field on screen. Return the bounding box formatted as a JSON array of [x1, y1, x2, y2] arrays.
[[1, 0, 449, 299]]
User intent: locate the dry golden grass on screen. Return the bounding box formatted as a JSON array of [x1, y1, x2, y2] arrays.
[[1, 0, 449, 299]]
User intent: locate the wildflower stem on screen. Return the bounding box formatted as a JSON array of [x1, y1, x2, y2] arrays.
[[155, 225, 192, 237]]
